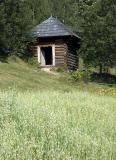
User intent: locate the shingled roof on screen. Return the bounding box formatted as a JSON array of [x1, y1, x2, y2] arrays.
[[31, 16, 79, 38]]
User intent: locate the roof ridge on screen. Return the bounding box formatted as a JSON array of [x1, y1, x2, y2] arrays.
[[31, 16, 79, 38]]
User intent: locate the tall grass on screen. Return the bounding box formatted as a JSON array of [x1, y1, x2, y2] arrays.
[[0, 90, 116, 160]]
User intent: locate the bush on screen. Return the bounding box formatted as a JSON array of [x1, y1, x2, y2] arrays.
[[28, 57, 40, 68], [71, 69, 92, 83]]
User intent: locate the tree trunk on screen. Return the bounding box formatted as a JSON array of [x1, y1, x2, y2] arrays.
[[32, 5, 35, 23], [99, 64, 102, 74]]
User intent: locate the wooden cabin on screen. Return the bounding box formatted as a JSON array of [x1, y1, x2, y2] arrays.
[[30, 16, 80, 70]]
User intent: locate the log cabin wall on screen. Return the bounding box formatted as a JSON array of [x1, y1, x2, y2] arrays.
[[29, 37, 79, 70], [29, 45, 38, 58], [30, 37, 67, 67], [66, 38, 78, 70], [55, 40, 67, 66]]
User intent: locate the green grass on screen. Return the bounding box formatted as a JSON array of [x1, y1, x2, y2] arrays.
[[0, 90, 116, 160], [0, 57, 77, 91], [0, 57, 116, 159], [0, 57, 115, 94]]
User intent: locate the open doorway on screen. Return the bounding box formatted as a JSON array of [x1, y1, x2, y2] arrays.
[[41, 47, 53, 66]]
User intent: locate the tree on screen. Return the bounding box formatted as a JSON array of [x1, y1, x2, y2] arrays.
[[76, 0, 116, 73], [0, 1, 6, 48], [26, 0, 52, 25], [0, 0, 115, 71], [0, 0, 32, 56]]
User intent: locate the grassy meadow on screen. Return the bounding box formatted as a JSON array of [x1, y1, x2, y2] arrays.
[[0, 58, 116, 160]]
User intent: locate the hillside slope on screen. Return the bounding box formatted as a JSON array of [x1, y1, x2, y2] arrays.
[[0, 57, 73, 91], [0, 57, 116, 96], [0, 57, 116, 159]]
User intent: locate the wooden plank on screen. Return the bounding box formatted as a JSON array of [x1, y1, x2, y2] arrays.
[[56, 55, 65, 57], [55, 49, 65, 51], [55, 43, 66, 66]]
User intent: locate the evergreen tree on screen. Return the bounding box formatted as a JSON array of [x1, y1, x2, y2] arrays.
[[77, 0, 116, 73], [0, 0, 115, 72], [0, 1, 6, 48], [0, 0, 32, 55]]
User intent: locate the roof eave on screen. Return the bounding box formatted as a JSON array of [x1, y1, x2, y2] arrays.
[[32, 34, 80, 39]]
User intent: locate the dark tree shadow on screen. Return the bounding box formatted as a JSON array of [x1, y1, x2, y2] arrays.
[[0, 48, 10, 63], [0, 55, 8, 63], [91, 72, 116, 85]]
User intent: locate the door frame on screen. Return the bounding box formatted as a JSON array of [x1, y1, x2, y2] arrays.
[[37, 44, 55, 66]]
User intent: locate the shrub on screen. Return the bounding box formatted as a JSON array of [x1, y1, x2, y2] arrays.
[[28, 57, 40, 68], [71, 69, 92, 82]]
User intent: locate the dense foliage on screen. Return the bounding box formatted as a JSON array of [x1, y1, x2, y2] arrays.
[[0, 0, 116, 72]]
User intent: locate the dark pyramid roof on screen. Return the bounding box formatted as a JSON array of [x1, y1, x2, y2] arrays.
[[31, 16, 79, 38]]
